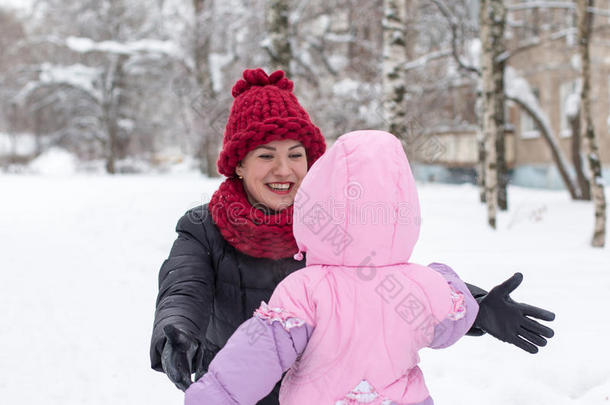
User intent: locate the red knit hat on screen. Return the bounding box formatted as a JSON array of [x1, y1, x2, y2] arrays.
[[217, 68, 326, 177]]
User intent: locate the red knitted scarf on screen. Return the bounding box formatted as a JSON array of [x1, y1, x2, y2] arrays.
[[209, 178, 298, 260]]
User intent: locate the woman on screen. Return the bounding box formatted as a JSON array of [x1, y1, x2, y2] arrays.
[[150, 69, 555, 404]]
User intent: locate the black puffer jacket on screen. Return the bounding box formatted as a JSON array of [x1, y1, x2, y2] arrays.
[[150, 204, 303, 404]]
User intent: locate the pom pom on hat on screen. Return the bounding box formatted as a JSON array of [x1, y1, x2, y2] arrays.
[[231, 68, 294, 97]]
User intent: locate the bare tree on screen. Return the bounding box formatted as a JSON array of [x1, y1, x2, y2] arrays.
[[429, 0, 602, 211], [503, 0, 594, 201], [264, 0, 293, 76], [0, 8, 28, 166], [12, 35, 178, 173], [382, 0, 409, 144], [504, 67, 580, 199], [5, 0, 186, 173], [576, 0, 606, 247], [192, 0, 221, 177]]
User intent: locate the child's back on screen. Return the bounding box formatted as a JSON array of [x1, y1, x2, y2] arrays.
[[271, 261, 471, 404], [186, 130, 477, 405]]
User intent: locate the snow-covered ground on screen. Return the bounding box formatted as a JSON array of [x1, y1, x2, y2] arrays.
[[1, 173, 608, 405]]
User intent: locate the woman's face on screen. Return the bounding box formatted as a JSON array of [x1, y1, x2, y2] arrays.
[[235, 139, 308, 212]]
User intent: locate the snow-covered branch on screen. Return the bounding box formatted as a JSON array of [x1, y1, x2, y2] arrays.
[[588, 7, 610, 17], [507, 2, 610, 18], [505, 68, 551, 139], [66, 37, 181, 59], [403, 48, 452, 71], [14, 63, 102, 105], [507, 2, 575, 11], [429, 0, 481, 76], [504, 67, 580, 199], [550, 27, 578, 40]]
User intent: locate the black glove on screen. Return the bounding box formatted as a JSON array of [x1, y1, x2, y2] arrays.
[[474, 273, 555, 354], [161, 325, 199, 391]]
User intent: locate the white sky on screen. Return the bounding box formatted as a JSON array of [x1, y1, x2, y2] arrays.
[[0, 0, 33, 11]]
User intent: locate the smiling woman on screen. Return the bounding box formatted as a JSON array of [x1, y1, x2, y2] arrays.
[[150, 68, 328, 405], [235, 140, 307, 212]]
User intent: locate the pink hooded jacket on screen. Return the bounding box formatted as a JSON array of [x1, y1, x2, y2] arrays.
[[186, 130, 478, 405]]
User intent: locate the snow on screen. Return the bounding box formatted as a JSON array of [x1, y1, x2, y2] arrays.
[[403, 49, 452, 71], [259, 37, 272, 50], [331, 79, 379, 109], [326, 55, 348, 72], [39, 63, 101, 98], [588, 6, 610, 18], [118, 118, 135, 133], [0, 132, 37, 156], [496, 50, 510, 63], [66, 36, 180, 58], [311, 14, 331, 37], [209, 52, 234, 93], [571, 54, 581, 71], [14, 63, 103, 104], [466, 39, 481, 68], [506, 67, 556, 145], [506, 68, 541, 120], [0, 175, 608, 405], [325, 33, 354, 43], [0, 0, 32, 11], [566, 90, 580, 118], [565, 92, 580, 119], [28, 147, 77, 175], [506, 2, 575, 11], [332, 78, 362, 97]]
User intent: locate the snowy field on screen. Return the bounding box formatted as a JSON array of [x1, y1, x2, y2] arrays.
[[1, 172, 609, 405]]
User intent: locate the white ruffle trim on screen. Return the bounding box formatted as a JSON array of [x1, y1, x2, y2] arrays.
[[254, 301, 306, 331]]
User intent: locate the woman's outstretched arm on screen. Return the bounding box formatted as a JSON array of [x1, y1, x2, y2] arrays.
[[458, 272, 555, 352]]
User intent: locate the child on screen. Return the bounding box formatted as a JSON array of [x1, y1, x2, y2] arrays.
[[185, 130, 478, 405]]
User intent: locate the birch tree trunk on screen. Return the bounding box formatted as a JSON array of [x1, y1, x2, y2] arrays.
[[265, 0, 292, 76], [577, 0, 606, 247], [481, 0, 497, 228], [495, 56, 508, 211], [382, 0, 409, 146], [480, 0, 506, 228]]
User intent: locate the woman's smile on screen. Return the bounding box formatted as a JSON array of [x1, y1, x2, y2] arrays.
[[266, 182, 294, 194]]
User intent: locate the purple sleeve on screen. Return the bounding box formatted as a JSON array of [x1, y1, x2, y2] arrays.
[[185, 314, 313, 405], [427, 262, 479, 349]]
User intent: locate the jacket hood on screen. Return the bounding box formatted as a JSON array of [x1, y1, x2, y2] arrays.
[[293, 130, 421, 267]]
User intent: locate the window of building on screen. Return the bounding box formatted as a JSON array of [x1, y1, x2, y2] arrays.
[[520, 88, 541, 139], [559, 79, 581, 138]]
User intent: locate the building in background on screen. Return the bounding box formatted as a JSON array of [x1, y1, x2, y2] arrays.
[[413, 1, 610, 189]]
